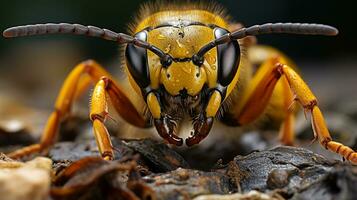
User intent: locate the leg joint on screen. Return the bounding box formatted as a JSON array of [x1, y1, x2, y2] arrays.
[[82, 59, 103, 75], [82, 59, 97, 67], [102, 151, 114, 160], [53, 108, 63, 118], [274, 63, 285, 78], [321, 137, 332, 149], [304, 99, 318, 110], [82, 59, 96, 72], [99, 76, 111, 89], [90, 113, 106, 122]]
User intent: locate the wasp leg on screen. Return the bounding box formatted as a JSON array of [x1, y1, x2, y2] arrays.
[[247, 46, 298, 145], [278, 76, 296, 146], [225, 56, 287, 125], [281, 65, 357, 163], [222, 46, 297, 145], [8, 60, 147, 159], [226, 58, 357, 164], [90, 77, 148, 160], [278, 110, 296, 146]]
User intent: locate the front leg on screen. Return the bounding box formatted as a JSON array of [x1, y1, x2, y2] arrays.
[[90, 77, 150, 160], [8, 60, 148, 160], [224, 57, 357, 164], [282, 65, 357, 163]]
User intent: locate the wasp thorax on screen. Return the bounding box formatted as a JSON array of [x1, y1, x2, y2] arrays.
[[160, 62, 207, 96]]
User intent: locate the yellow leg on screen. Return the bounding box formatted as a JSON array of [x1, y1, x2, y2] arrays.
[[89, 78, 116, 160], [282, 65, 357, 163], [278, 76, 296, 146], [228, 58, 357, 163], [225, 46, 297, 145], [278, 111, 295, 146], [236, 57, 283, 125], [8, 60, 147, 159]]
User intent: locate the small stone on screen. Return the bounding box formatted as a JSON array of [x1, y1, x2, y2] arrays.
[[0, 156, 52, 200], [175, 168, 189, 181], [267, 169, 289, 189], [193, 190, 279, 200]]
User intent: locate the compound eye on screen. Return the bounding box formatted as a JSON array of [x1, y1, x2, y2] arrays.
[[125, 31, 150, 88], [214, 27, 241, 86]]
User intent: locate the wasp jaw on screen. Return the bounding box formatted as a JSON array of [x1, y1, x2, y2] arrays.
[[186, 114, 214, 146], [154, 115, 183, 146]]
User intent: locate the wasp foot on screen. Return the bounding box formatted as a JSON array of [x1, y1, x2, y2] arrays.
[[154, 115, 183, 146], [186, 114, 214, 146]]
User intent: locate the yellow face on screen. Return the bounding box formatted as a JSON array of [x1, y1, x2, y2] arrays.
[[145, 25, 218, 96], [160, 62, 207, 96]]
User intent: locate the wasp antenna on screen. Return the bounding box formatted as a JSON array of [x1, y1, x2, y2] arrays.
[[3, 23, 117, 40], [3, 23, 168, 61], [231, 23, 338, 39], [196, 23, 338, 57]]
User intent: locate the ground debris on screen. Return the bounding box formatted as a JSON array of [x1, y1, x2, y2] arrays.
[[124, 139, 190, 172], [50, 156, 154, 200], [142, 167, 234, 200], [4, 137, 357, 200], [224, 146, 357, 200], [1, 138, 357, 199], [49, 138, 189, 174]]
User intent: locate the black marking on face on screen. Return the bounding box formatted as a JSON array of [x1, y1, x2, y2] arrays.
[[125, 30, 150, 88], [213, 84, 227, 100], [214, 27, 241, 86], [172, 57, 192, 62], [144, 20, 211, 32]]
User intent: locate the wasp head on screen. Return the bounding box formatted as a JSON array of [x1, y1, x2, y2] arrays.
[[124, 23, 242, 146]]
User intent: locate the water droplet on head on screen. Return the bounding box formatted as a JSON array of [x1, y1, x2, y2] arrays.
[[182, 67, 191, 74], [164, 44, 171, 53], [158, 34, 166, 40], [207, 56, 216, 65], [176, 39, 184, 48]]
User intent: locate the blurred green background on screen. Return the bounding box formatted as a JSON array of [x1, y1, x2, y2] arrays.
[[0, 0, 356, 109]]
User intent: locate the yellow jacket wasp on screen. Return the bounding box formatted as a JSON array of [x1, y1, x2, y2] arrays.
[[3, 2, 356, 164]]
